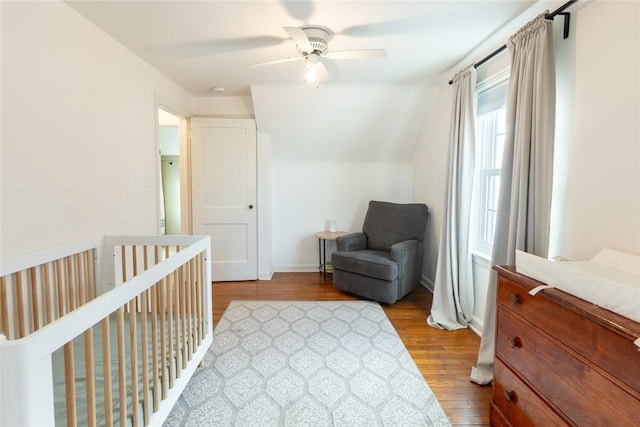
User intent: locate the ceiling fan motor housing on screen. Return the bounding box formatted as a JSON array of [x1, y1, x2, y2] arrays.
[[301, 25, 333, 55]]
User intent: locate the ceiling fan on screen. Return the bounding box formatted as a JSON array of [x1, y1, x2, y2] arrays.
[[246, 25, 387, 83]]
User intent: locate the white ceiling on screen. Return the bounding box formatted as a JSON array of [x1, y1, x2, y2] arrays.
[[66, 0, 538, 97]]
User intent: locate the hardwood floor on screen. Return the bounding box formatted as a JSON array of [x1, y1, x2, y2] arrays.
[[212, 272, 492, 426]]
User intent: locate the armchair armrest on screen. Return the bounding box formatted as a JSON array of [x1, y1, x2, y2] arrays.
[[390, 240, 423, 298], [390, 239, 421, 264], [336, 232, 367, 252]]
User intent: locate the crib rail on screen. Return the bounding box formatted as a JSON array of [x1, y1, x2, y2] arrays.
[[0, 235, 212, 427]]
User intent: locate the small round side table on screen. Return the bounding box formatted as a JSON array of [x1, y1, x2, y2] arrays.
[[315, 231, 349, 279]]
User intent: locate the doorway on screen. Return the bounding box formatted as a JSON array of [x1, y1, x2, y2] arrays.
[[157, 108, 189, 235]]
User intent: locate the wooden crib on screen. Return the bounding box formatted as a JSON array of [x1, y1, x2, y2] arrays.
[[0, 235, 212, 427]]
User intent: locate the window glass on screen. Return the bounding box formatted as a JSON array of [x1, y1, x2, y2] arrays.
[[474, 78, 508, 256]]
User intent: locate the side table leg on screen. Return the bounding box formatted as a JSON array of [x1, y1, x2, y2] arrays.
[[318, 238, 322, 274], [323, 238, 327, 279]]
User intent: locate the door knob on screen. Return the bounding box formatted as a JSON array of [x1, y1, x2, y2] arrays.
[[248, 204, 254, 209]]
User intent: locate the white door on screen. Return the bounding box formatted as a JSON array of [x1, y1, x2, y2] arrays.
[[191, 118, 257, 281]]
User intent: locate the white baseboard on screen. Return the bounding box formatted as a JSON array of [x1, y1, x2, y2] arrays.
[[273, 264, 318, 273], [469, 315, 483, 337], [420, 274, 435, 292]]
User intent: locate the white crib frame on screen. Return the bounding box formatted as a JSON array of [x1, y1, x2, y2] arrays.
[[0, 235, 212, 427]]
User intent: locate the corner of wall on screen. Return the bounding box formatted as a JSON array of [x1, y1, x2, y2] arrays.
[[420, 274, 434, 293], [258, 269, 274, 281]]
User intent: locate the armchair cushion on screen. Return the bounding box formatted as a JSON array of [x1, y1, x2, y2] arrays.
[[332, 249, 397, 281]]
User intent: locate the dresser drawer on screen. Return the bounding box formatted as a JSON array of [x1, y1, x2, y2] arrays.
[[497, 275, 640, 395], [497, 308, 640, 426], [492, 358, 568, 427]]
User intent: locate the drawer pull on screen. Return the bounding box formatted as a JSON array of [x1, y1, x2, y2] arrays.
[[503, 389, 518, 403], [509, 292, 522, 305], [507, 336, 523, 349]]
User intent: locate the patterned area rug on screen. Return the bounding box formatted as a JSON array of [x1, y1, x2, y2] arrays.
[[164, 300, 451, 426]]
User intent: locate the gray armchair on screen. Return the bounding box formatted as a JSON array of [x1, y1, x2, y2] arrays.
[[332, 201, 429, 304]]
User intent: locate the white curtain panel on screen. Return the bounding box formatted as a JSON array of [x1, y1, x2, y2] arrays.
[[427, 66, 477, 331], [471, 12, 556, 385]]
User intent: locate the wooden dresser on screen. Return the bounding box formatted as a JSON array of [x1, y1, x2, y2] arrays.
[[491, 266, 640, 427]]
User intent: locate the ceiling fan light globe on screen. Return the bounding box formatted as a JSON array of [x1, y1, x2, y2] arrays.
[[304, 66, 318, 84]]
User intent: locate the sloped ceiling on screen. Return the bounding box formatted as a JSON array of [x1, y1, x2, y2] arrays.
[[251, 83, 436, 161]]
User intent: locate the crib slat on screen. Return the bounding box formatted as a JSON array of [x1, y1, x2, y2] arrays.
[[0, 276, 9, 338], [200, 252, 206, 342], [142, 246, 150, 422], [151, 247, 161, 410], [43, 262, 53, 326], [64, 342, 77, 427], [75, 253, 84, 307], [174, 269, 182, 376], [86, 249, 95, 301], [15, 272, 26, 338], [196, 254, 203, 343], [101, 317, 114, 427], [117, 306, 127, 427], [150, 280, 160, 412], [179, 264, 186, 366], [55, 258, 65, 318], [167, 271, 175, 389], [160, 274, 169, 398], [186, 260, 194, 358], [130, 296, 139, 427], [66, 255, 75, 311], [186, 261, 193, 361], [121, 245, 127, 287], [132, 245, 138, 277], [84, 328, 97, 427], [29, 267, 39, 332], [141, 288, 151, 426]]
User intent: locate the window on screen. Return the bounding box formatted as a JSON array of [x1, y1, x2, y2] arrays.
[[473, 75, 509, 256]]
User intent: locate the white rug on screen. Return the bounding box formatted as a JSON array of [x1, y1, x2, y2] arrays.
[[164, 301, 451, 426]]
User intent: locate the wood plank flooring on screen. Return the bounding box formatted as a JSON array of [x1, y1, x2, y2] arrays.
[[212, 272, 492, 426]]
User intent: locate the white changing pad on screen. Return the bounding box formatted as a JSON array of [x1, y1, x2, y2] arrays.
[[515, 249, 640, 325]]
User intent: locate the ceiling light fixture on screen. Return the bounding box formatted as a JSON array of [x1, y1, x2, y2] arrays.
[[304, 53, 319, 88]]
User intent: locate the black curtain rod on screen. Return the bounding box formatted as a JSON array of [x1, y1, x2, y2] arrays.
[[448, 0, 579, 84]]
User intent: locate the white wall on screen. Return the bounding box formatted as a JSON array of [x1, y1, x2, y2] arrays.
[[191, 96, 254, 118], [413, 0, 640, 334], [411, 81, 453, 286], [0, 1, 193, 258], [257, 132, 274, 279], [550, 0, 640, 260], [271, 160, 412, 271]]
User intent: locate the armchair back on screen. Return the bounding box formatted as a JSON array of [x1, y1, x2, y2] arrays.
[[363, 201, 429, 251]]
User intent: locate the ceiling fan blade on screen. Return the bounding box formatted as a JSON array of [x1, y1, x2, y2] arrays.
[[340, 16, 436, 37], [283, 26, 313, 53], [316, 61, 330, 79], [324, 49, 387, 60], [244, 56, 303, 68]]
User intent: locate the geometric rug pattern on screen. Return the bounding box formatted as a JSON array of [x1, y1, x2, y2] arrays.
[[164, 300, 451, 426]]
